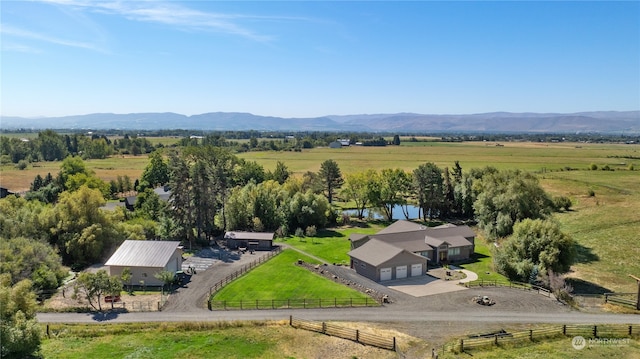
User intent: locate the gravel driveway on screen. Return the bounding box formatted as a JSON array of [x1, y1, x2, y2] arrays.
[[161, 246, 275, 312]]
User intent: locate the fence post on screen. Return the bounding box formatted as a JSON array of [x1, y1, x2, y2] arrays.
[[289, 315, 292, 326], [393, 337, 396, 351], [629, 325, 633, 336], [593, 325, 597, 338], [460, 339, 464, 352], [356, 329, 359, 343], [46, 324, 50, 338], [494, 334, 498, 345], [605, 294, 609, 303], [563, 325, 566, 335], [529, 329, 533, 341], [322, 322, 326, 334]]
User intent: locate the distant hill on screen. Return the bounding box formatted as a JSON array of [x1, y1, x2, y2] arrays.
[[2, 111, 639, 133]]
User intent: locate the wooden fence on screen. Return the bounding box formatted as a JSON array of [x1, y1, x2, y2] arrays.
[[210, 297, 380, 310], [289, 316, 396, 351], [208, 247, 282, 297], [605, 292, 639, 309], [449, 324, 637, 352], [104, 295, 168, 312], [463, 280, 552, 297]]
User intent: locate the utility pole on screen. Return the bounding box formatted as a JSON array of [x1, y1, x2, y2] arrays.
[[629, 274, 640, 310]]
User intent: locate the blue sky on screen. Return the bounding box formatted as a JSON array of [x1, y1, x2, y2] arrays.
[[1, 1, 639, 118]]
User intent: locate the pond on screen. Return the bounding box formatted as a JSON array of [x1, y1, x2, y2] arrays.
[[341, 204, 421, 220]]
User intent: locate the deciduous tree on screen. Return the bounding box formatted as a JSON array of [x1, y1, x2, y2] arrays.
[[73, 270, 122, 311], [342, 169, 377, 219], [474, 169, 554, 239], [493, 219, 575, 282], [141, 150, 169, 188], [0, 276, 42, 359]]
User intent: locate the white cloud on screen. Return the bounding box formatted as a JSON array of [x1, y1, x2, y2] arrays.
[[0, 24, 106, 52], [36, 0, 296, 42]]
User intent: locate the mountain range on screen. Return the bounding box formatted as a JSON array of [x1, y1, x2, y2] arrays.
[[2, 111, 639, 133]]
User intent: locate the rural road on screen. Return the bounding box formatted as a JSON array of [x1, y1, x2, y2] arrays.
[[37, 307, 640, 325]]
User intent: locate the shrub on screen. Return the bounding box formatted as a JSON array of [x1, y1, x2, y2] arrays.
[[553, 196, 572, 211], [589, 163, 598, 170], [294, 227, 304, 237], [15, 159, 28, 170], [305, 225, 317, 237], [275, 225, 288, 238], [588, 189, 595, 197], [628, 164, 635, 171]]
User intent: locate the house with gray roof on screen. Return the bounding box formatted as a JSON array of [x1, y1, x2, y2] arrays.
[[348, 220, 475, 282], [105, 240, 183, 286]]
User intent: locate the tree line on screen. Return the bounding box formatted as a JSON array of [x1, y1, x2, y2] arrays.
[[0, 130, 156, 166]]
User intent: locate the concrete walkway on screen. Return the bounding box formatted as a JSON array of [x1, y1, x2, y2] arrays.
[[386, 267, 479, 297]]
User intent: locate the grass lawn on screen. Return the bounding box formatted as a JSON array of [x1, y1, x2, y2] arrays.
[[276, 223, 386, 264], [458, 237, 509, 283], [212, 249, 372, 302]]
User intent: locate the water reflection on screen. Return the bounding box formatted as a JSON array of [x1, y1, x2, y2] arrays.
[[342, 204, 421, 220]]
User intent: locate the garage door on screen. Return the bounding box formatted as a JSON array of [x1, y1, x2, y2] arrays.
[[396, 265, 408, 279], [411, 263, 423, 277], [380, 267, 392, 281]]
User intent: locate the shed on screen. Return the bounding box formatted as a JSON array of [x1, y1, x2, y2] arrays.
[[105, 240, 183, 286], [225, 231, 275, 251]]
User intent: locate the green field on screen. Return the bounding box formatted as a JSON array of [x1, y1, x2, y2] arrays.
[[212, 249, 372, 304], [277, 223, 385, 265], [238, 141, 640, 174]]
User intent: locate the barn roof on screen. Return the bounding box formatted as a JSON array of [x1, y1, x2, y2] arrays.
[[224, 232, 274, 240], [105, 240, 181, 268]]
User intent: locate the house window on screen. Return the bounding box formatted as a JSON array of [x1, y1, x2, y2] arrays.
[[360, 263, 366, 268], [449, 247, 460, 256]]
